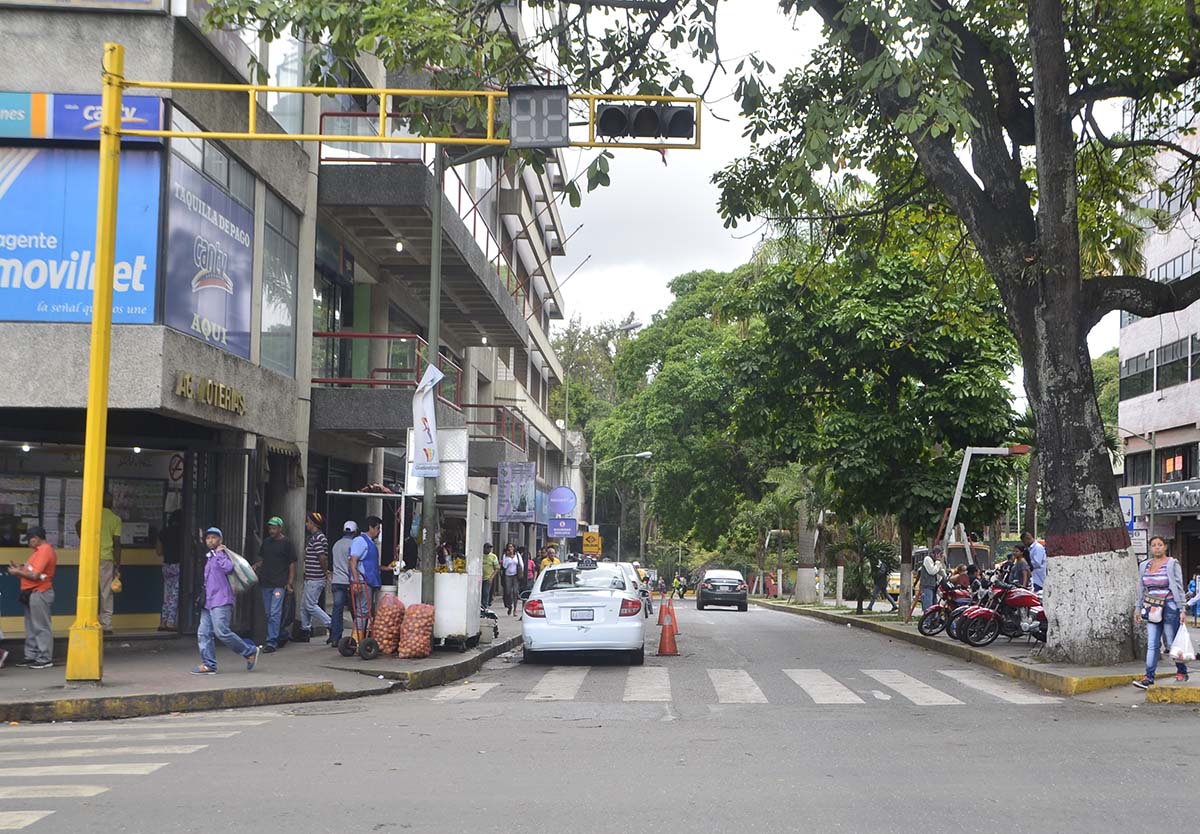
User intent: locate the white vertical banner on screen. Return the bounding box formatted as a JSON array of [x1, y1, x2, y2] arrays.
[[412, 363, 445, 477]]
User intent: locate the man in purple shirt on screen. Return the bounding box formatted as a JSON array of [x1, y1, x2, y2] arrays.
[[192, 527, 260, 675]]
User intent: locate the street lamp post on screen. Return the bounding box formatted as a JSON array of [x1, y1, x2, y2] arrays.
[[591, 451, 652, 558]]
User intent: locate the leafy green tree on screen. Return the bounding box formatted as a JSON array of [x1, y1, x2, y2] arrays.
[[1092, 348, 1120, 430], [829, 520, 898, 615]]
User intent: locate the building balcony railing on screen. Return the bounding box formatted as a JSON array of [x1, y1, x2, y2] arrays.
[[464, 403, 529, 452], [318, 112, 546, 325], [311, 331, 463, 409]]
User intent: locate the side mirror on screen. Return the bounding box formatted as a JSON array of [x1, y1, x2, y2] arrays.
[[519, 590, 531, 601]]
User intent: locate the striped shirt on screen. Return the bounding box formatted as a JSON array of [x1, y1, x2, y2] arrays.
[[1143, 561, 1171, 599], [305, 531, 329, 581]]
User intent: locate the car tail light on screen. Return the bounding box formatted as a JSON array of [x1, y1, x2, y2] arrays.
[[736, 582, 748, 591], [619, 598, 641, 617], [702, 581, 714, 590], [524, 599, 546, 618]]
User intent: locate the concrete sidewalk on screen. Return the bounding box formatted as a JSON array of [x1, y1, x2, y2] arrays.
[[0, 630, 522, 723], [754, 598, 1198, 701]]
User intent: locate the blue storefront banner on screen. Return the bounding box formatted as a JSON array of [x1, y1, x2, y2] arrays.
[[163, 156, 253, 358], [548, 518, 578, 539], [52, 94, 164, 143], [0, 146, 160, 323]]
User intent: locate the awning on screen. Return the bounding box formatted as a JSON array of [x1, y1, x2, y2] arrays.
[[266, 439, 301, 458]]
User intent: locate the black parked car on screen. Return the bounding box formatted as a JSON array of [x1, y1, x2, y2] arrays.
[[697, 569, 748, 611]]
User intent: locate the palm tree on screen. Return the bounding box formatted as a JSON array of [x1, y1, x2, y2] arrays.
[[829, 520, 898, 615]]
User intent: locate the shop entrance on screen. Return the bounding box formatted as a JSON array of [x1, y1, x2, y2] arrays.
[[1178, 522, 1200, 591]]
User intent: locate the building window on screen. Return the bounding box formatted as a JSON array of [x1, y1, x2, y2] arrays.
[[1119, 351, 1154, 400], [1191, 335, 1200, 380], [266, 32, 305, 135], [1157, 338, 1190, 390], [173, 109, 254, 208], [1158, 443, 1198, 483], [261, 190, 299, 376], [1125, 451, 1151, 487]]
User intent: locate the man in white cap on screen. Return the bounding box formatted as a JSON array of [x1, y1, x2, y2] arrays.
[[328, 520, 358, 647]]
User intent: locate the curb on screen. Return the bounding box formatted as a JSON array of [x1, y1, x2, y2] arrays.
[[753, 600, 1134, 696], [323, 634, 524, 690], [1146, 685, 1200, 704]]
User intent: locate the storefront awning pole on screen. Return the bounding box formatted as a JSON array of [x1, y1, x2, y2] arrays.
[[67, 43, 125, 683]]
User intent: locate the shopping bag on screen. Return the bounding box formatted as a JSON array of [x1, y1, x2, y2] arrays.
[[1169, 622, 1197, 662], [224, 547, 259, 593]]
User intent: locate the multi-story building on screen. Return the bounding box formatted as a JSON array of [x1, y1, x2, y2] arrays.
[[1117, 88, 1200, 586], [0, 1, 577, 639]]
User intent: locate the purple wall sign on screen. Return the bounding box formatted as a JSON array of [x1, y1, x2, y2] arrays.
[[163, 155, 253, 358], [549, 486, 577, 516]]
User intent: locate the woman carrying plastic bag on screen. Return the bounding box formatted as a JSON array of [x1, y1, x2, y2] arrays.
[[1170, 622, 1197, 663]]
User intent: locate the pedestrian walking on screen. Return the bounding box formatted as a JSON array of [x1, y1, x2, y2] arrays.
[[673, 575, 683, 599], [254, 516, 295, 653], [329, 521, 357, 646], [1022, 531, 1047, 592], [1133, 536, 1189, 689], [156, 509, 183, 631], [920, 547, 946, 612], [192, 527, 259, 675], [501, 543, 520, 616], [298, 511, 333, 642], [867, 560, 898, 611], [481, 543, 500, 608], [540, 547, 560, 571], [98, 491, 122, 634], [8, 526, 56, 669]]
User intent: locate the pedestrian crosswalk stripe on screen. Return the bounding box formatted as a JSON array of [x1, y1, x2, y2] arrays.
[[862, 669, 963, 705], [0, 786, 109, 799], [0, 763, 168, 777], [0, 730, 238, 747], [0, 811, 54, 830], [623, 667, 671, 702], [784, 669, 864, 704], [0, 719, 268, 736], [526, 668, 590, 701], [432, 683, 501, 702], [708, 669, 768, 703], [0, 745, 207, 764], [937, 670, 1062, 704]]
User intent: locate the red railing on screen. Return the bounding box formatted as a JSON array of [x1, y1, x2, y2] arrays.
[[464, 403, 528, 452], [311, 331, 463, 409], [317, 112, 545, 325]]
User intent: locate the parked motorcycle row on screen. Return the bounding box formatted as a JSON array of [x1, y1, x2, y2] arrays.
[[917, 570, 1047, 646]]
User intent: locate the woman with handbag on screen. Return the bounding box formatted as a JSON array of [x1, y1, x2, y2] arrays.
[[1133, 536, 1189, 689]]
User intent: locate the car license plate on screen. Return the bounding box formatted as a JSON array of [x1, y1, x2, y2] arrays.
[[570, 609, 594, 621]]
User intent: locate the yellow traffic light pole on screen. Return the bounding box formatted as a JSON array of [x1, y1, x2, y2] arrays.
[[68, 42, 700, 682]]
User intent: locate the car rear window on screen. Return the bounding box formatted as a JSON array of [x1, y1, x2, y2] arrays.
[[542, 567, 626, 591], [705, 571, 743, 581]]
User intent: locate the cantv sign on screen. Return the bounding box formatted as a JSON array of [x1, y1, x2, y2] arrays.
[[0, 146, 160, 323]]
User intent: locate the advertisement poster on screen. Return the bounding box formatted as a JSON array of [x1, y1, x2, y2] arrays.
[[164, 155, 253, 358], [411, 364, 445, 477], [0, 146, 159, 323], [497, 461, 536, 522]]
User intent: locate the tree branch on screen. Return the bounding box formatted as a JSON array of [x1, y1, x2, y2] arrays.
[[1085, 107, 1200, 164], [1069, 65, 1200, 112], [1084, 272, 1200, 327]]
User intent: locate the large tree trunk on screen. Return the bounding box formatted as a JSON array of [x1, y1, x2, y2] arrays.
[[1024, 452, 1041, 537], [796, 503, 818, 604], [898, 523, 914, 623]]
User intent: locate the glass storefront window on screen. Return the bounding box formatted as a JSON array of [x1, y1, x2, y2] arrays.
[[262, 190, 299, 377], [267, 32, 305, 135]]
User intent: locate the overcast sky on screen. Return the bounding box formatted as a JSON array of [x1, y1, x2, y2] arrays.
[[551, 1, 1121, 366]]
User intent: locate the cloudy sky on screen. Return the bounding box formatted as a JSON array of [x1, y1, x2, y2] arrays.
[[551, 1, 1121, 363]]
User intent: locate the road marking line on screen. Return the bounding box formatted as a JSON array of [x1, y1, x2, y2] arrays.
[[0, 720, 268, 735], [526, 668, 590, 701], [0, 745, 207, 763], [0, 731, 237, 747], [432, 683, 500, 702], [937, 670, 1062, 704], [0, 763, 167, 777], [707, 669, 768, 703], [871, 690, 892, 701], [0, 786, 109, 799], [784, 669, 864, 704], [0, 811, 54, 830], [623, 667, 671, 702], [862, 670, 963, 705]]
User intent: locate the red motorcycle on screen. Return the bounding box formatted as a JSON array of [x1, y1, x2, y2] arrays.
[[918, 580, 974, 636], [960, 581, 1047, 646]]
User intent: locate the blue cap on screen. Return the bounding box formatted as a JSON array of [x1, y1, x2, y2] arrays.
[[205, 527, 223, 538]]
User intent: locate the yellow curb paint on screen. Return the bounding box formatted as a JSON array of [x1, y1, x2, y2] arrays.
[[1145, 685, 1200, 704]]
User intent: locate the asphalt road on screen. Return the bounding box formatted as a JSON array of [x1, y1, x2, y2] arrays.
[[3, 604, 1195, 834]]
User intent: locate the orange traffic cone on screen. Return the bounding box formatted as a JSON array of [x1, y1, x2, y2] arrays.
[[658, 607, 679, 656], [667, 597, 679, 635], [657, 592, 668, 625]]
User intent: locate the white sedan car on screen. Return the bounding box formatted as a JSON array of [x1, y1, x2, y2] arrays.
[[522, 560, 647, 665]]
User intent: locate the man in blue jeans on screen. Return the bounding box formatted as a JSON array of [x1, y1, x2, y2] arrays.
[[329, 520, 358, 647], [192, 527, 259, 675], [349, 516, 384, 623], [254, 516, 295, 653]]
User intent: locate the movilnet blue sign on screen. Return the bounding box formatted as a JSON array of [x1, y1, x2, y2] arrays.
[[52, 94, 163, 144], [548, 518, 577, 539], [164, 156, 253, 358], [0, 146, 159, 323], [549, 486, 577, 515]]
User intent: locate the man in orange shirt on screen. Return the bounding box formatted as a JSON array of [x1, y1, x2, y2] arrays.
[[9, 526, 56, 669]]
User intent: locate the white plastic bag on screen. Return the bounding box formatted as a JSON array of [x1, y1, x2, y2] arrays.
[[1169, 622, 1197, 662]]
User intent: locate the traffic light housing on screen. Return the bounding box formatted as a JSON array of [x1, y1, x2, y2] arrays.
[[595, 103, 695, 140]]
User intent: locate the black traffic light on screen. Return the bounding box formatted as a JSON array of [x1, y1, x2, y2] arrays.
[[595, 103, 694, 139]]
